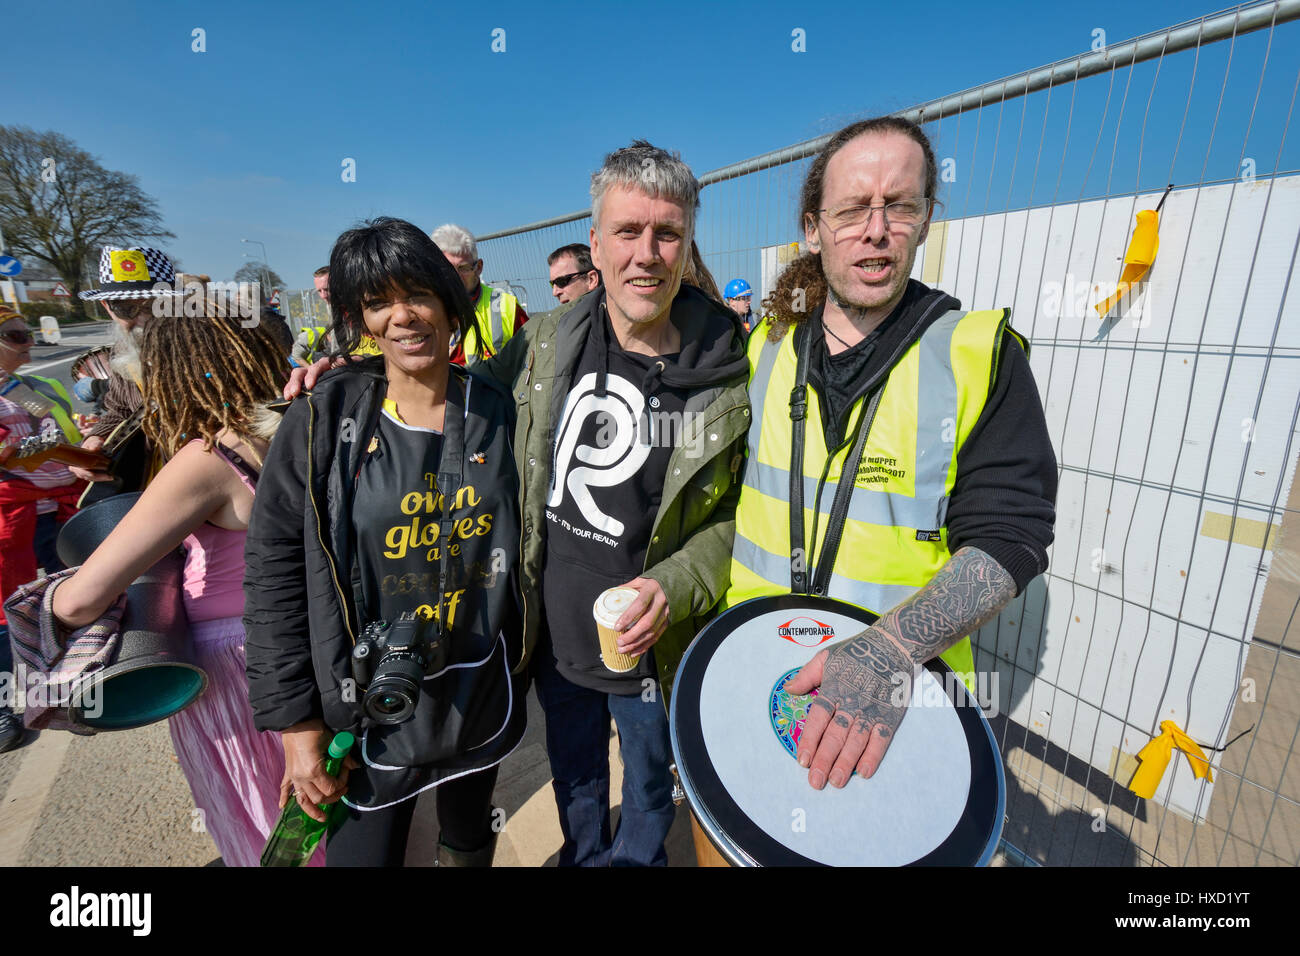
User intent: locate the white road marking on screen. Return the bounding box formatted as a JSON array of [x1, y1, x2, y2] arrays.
[[0, 731, 73, 865], [20, 357, 86, 373]]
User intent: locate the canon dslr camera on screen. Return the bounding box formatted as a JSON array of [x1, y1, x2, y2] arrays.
[[351, 611, 447, 724]]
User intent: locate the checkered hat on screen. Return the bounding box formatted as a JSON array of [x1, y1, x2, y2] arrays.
[[78, 246, 183, 300]]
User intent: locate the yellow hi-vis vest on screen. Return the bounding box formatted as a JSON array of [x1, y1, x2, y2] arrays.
[[15, 374, 82, 444], [723, 307, 1022, 686], [464, 284, 519, 364]]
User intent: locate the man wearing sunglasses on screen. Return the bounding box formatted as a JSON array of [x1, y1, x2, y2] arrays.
[[69, 246, 184, 488], [430, 223, 528, 366], [547, 243, 601, 305], [723, 116, 1056, 791], [0, 305, 85, 752]]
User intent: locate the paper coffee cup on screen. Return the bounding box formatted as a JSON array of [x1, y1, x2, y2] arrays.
[[593, 587, 641, 673]]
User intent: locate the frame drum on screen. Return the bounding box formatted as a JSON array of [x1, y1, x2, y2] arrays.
[[70, 345, 113, 381], [670, 595, 1005, 866]]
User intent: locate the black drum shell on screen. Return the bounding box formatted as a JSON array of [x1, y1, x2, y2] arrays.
[[55, 493, 208, 731]]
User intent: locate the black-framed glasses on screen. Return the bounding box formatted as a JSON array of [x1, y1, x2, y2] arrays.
[[0, 329, 33, 345], [454, 261, 481, 276], [551, 270, 594, 289], [814, 198, 933, 234]]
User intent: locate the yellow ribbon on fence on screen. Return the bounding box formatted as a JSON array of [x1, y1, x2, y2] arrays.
[[1095, 208, 1161, 317], [1128, 719, 1215, 799]]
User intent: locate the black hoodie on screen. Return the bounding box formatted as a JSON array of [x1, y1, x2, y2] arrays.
[[799, 279, 1057, 593], [543, 286, 747, 693]]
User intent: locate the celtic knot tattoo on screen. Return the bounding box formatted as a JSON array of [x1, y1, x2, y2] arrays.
[[810, 630, 912, 733], [805, 548, 1015, 751]]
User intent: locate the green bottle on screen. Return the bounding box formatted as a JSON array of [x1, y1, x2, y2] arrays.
[[260, 731, 355, 867]]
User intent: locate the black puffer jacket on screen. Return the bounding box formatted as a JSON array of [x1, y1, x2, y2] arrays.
[[242, 359, 524, 777]]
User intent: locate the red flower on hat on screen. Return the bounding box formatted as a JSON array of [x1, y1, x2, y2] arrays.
[[121, 260, 137, 272]]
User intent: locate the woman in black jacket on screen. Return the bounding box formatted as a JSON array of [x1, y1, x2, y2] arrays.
[[243, 218, 526, 867]]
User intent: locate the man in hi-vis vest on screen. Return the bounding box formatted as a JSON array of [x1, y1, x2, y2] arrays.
[[723, 116, 1057, 791], [430, 223, 528, 366]]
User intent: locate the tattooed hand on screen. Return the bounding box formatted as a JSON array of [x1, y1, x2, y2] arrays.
[[784, 629, 916, 789], [783, 548, 1017, 790]]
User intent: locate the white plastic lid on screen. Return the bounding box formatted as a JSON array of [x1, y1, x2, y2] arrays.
[[592, 587, 638, 627]]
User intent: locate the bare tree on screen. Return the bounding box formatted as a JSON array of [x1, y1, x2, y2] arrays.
[[233, 261, 284, 292], [0, 125, 173, 317]]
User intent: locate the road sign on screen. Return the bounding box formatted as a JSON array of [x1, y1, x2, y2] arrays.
[[51, 282, 69, 297], [0, 256, 21, 277]]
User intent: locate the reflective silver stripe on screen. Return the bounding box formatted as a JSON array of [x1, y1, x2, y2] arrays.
[[488, 287, 506, 351], [733, 533, 919, 614], [25, 376, 73, 416], [742, 311, 965, 530], [732, 532, 789, 590], [745, 332, 782, 456], [913, 309, 963, 530], [744, 458, 947, 530]]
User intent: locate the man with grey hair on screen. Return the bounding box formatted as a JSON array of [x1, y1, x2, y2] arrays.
[[429, 223, 527, 366], [475, 140, 751, 866]]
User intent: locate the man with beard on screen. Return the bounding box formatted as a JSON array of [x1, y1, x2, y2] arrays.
[[67, 247, 183, 490], [724, 116, 1057, 790]]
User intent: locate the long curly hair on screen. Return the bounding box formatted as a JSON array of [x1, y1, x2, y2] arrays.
[[762, 115, 937, 343], [683, 239, 724, 304], [139, 303, 289, 466]]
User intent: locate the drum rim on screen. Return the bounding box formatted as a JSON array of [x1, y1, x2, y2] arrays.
[[671, 594, 1006, 867]]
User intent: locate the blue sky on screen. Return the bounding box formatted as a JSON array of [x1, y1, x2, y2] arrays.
[[6, 0, 1294, 293]]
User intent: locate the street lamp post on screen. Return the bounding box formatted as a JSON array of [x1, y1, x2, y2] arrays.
[[240, 238, 272, 301]]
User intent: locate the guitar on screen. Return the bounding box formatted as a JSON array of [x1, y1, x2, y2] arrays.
[[0, 429, 110, 473], [77, 405, 148, 508]]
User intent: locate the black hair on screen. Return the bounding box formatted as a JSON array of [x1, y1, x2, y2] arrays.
[[326, 217, 474, 356]]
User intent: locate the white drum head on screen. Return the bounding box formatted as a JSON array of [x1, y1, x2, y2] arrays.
[[671, 596, 1004, 866]]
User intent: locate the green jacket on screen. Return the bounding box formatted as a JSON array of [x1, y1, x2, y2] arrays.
[[479, 286, 751, 703]]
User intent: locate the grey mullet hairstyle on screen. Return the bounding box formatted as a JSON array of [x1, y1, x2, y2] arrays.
[[590, 140, 700, 236]]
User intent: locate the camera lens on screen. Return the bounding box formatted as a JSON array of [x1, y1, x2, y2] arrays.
[[363, 654, 422, 724], [364, 686, 413, 728]]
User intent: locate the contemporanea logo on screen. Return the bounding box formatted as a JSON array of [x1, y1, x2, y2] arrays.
[[776, 617, 836, 647]]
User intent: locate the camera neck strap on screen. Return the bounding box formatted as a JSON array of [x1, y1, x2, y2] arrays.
[[434, 372, 470, 646]]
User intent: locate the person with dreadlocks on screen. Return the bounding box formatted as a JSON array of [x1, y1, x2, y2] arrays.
[[49, 301, 302, 868]]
